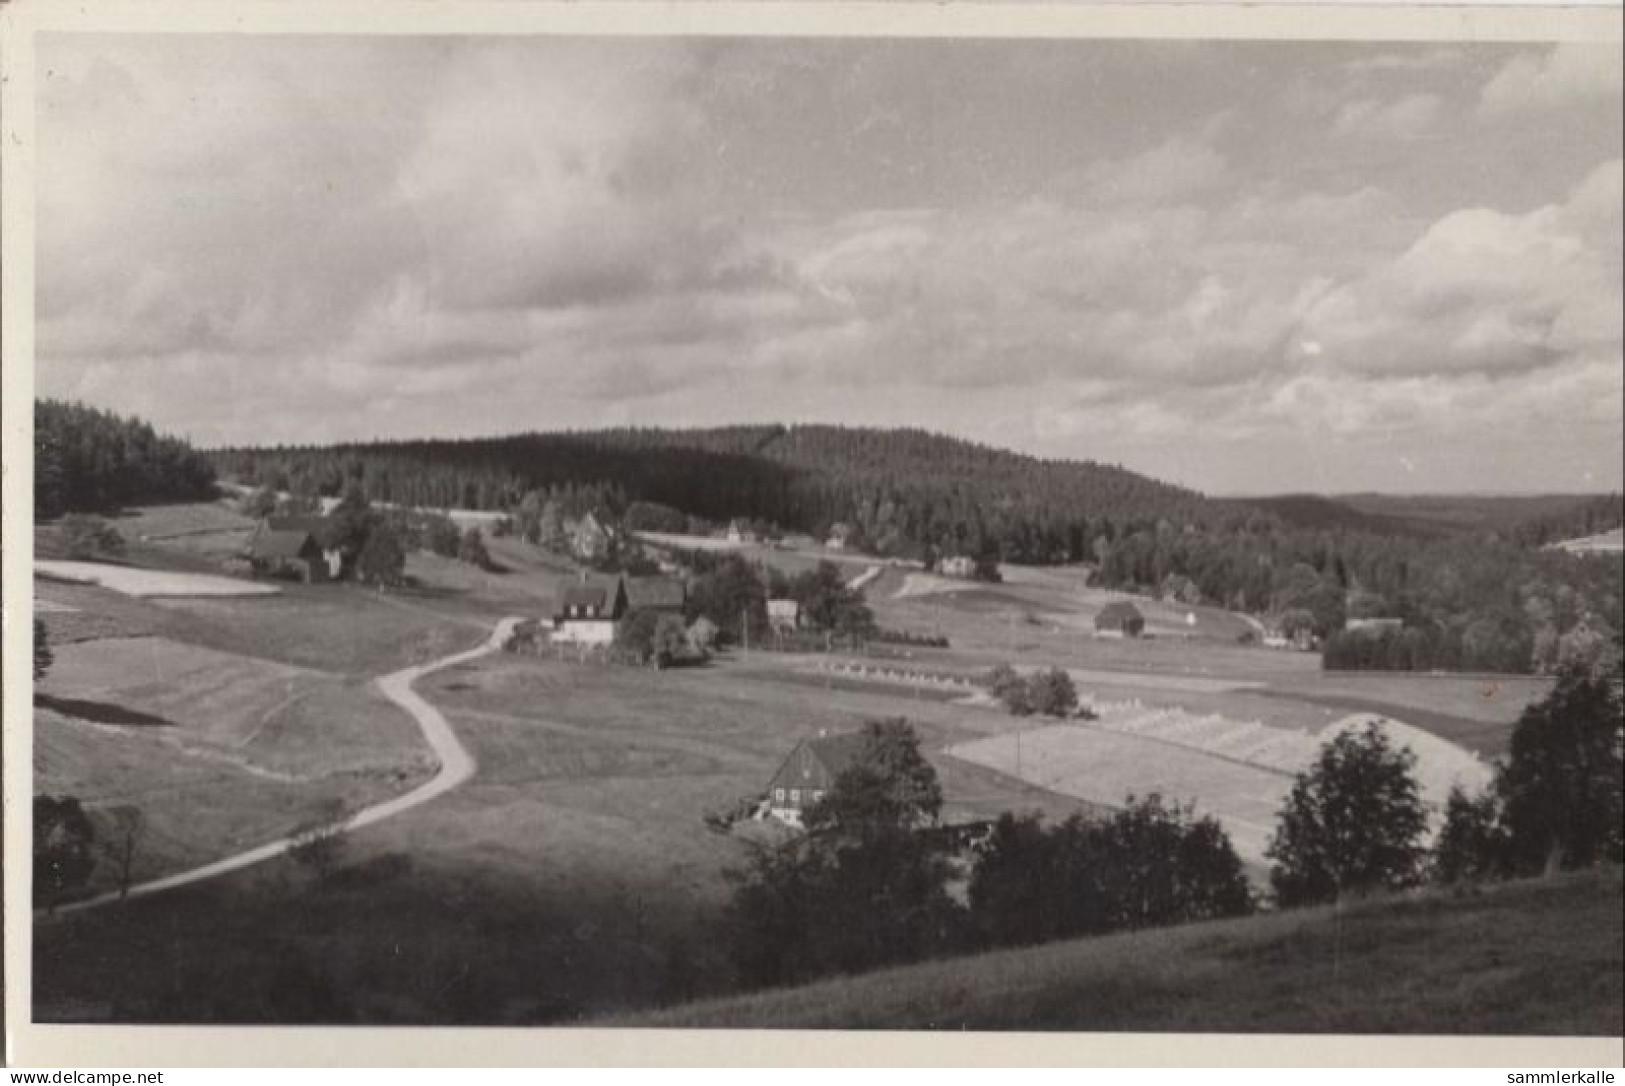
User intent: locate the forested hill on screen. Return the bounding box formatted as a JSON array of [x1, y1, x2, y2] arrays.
[[208, 425, 1213, 562], [1220, 492, 1625, 545]]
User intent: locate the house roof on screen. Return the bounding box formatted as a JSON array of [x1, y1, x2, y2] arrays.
[[625, 576, 685, 610], [264, 515, 333, 537], [561, 585, 609, 611], [248, 528, 317, 560], [804, 730, 871, 776], [768, 730, 872, 792], [1095, 600, 1145, 627]]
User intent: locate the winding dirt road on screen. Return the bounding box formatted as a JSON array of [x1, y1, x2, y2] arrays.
[[53, 616, 523, 915]]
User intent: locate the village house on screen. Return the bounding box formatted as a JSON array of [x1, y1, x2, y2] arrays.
[[568, 512, 612, 561], [726, 519, 758, 545], [938, 554, 977, 579], [1344, 616, 1405, 636], [244, 516, 343, 583], [548, 573, 686, 646], [825, 522, 855, 550], [1262, 622, 1317, 651], [550, 575, 628, 645], [1094, 600, 1146, 639], [763, 730, 871, 827]]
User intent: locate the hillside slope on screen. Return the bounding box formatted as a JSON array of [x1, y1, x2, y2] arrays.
[[616, 868, 1623, 1035], [210, 424, 1213, 562]]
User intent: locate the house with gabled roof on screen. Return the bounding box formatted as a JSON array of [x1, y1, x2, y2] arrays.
[[569, 511, 612, 561], [245, 516, 343, 582], [550, 575, 628, 645], [763, 729, 872, 827]]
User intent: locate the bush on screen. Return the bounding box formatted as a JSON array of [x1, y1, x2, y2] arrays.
[[1495, 669, 1623, 875], [457, 526, 492, 569], [59, 514, 125, 558], [968, 796, 1252, 948], [1028, 667, 1078, 717], [984, 663, 1032, 716], [1433, 785, 1509, 884], [34, 618, 52, 681], [35, 795, 96, 910], [873, 628, 950, 649], [422, 515, 460, 558]]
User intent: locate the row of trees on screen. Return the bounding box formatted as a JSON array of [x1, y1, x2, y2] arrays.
[[36, 400, 217, 517], [1096, 518, 1621, 675], [679, 556, 876, 648], [1270, 660, 1622, 906]]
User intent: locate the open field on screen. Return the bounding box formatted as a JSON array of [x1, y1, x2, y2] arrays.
[[950, 725, 1291, 864], [34, 646, 1100, 1022], [133, 586, 489, 674], [618, 866, 1625, 1034], [108, 499, 258, 556], [635, 530, 889, 578], [35, 635, 436, 897], [30, 518, 1567, 1025], [37, 561, 281, 598]]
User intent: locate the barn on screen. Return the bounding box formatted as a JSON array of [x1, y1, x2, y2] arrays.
[[245, 516, 343, 582], [763, 730, 871, 827], [1094, 600, 1146, 638]]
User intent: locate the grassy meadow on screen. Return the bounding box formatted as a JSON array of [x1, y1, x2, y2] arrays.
[[30, 498, 1591, 1028], [618, 867, 1625, 1035]]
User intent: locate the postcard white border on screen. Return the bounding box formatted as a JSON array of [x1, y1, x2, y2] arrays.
[[4, 0, 1622, 1068]]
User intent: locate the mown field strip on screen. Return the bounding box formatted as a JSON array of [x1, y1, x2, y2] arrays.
[[51, 616, 521, 915]]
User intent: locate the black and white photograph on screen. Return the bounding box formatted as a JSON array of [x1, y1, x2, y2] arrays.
[[6, 0, 1623, 1060]]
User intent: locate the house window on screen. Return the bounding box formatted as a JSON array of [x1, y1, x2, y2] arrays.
[[774, 788, 785, 802], [790, 789, 801, 804], [812, 790, 825, 803]]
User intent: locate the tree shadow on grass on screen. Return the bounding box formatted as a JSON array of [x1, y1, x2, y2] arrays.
[[35, 693, 176, 728]]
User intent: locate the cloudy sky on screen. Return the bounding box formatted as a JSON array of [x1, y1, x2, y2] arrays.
[[35, 33, 1623, 495]]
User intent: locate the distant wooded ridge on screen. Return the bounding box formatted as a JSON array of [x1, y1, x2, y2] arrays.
[[38, 404, 1624, 675], [207, 423, 1621, 550]]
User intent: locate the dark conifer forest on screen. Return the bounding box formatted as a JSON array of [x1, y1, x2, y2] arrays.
[[30, 406, 1620, 676], [35, 400, 218, 518], [206, 424, 1623, 676]]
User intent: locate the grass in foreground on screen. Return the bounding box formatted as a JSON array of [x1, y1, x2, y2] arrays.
[[615, 866, 1623, 1035]]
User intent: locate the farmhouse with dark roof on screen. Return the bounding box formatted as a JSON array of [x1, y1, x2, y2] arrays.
[[763, 730, 872, 827], [245, 516, 343, 582]]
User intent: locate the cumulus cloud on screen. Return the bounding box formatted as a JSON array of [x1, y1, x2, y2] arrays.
[[1333, 93, 1442, 140], [1479, 43, 1623, 118], [32, 36, 1624, 491], [1300, 158, 1623, 380], [1076, 135, 1232, 206]]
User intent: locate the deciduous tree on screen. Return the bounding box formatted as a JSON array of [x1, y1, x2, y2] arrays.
[[1266, 721, 1429, 907], [35, 795, 95, 911]]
